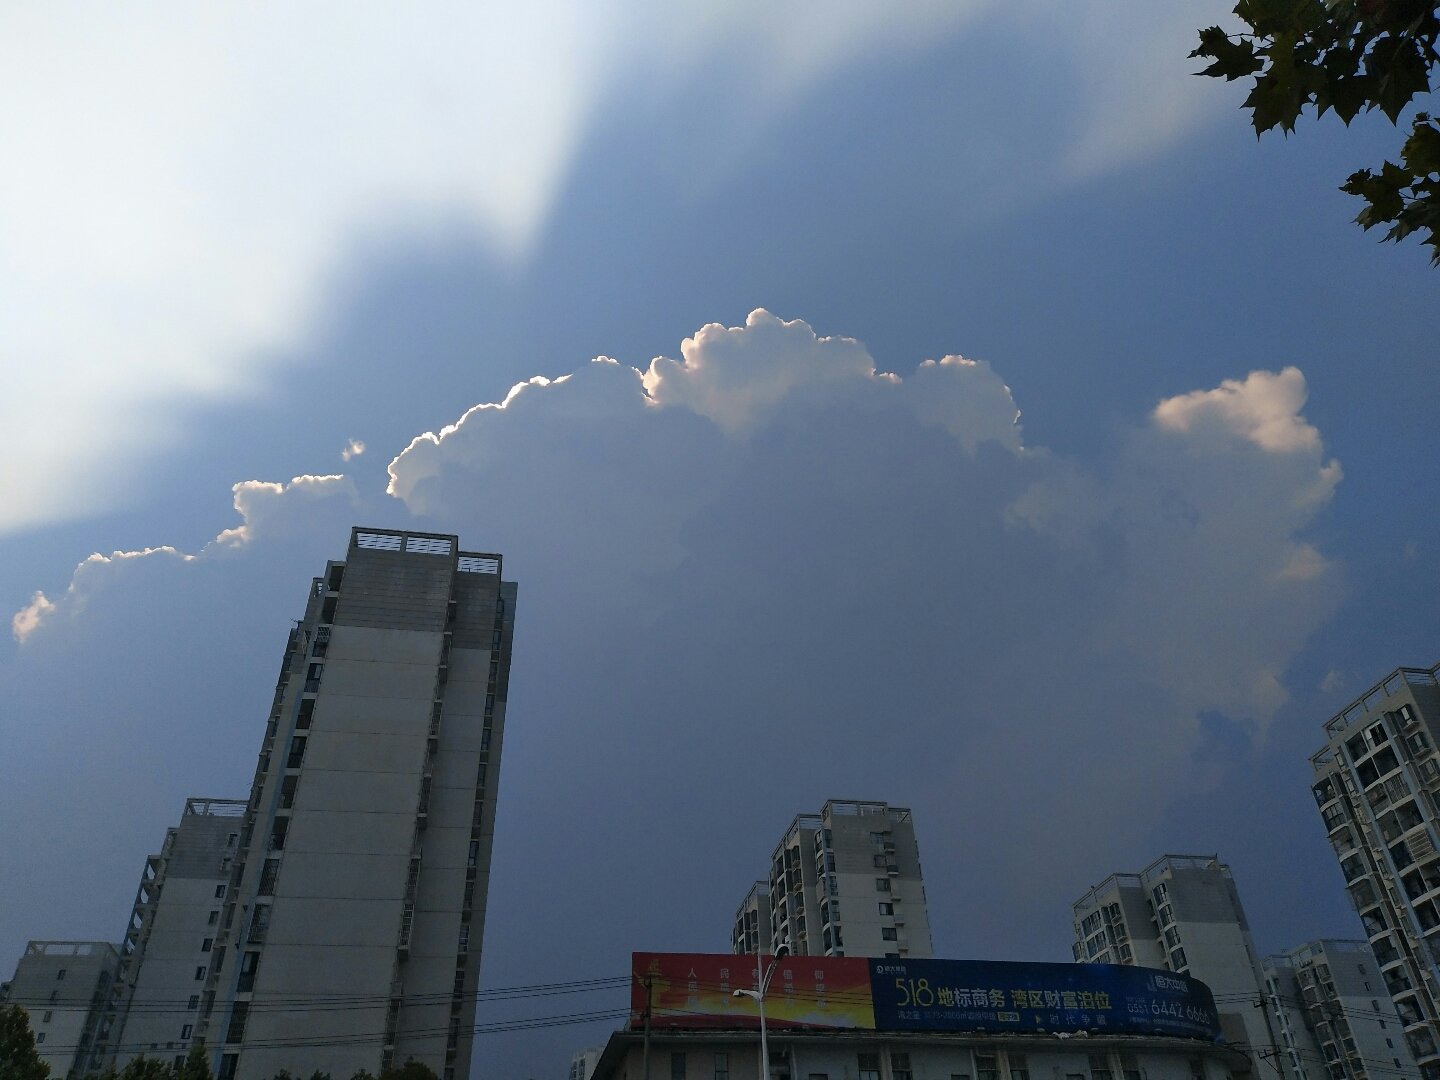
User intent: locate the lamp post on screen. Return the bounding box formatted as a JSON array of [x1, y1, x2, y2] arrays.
[[733, 942, 789, 1080]]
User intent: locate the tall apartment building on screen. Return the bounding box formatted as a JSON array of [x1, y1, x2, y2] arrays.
[[1263, 939, 1419, 1080], [196, 527, 517, 1080], [731, 881, 771, 957], [89, 797, 248, 1071], [1071, 855, 1284, 1077], [1311, 661, 1440, 1079], [0, 941, 121, 1079], [730, 800, 933, 960]]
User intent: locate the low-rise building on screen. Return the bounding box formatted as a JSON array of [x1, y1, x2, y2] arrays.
[[591, 1027, 1248, 1080]]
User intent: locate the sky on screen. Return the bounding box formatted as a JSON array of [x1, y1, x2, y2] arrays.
[[2, 4, 1439, 1078]]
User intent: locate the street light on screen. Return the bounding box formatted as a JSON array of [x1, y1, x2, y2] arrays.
[[733, 942, 790, 1080]]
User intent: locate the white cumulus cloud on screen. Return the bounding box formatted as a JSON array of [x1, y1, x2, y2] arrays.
[[0, 5, 1237, 537], [11, 592, 55, 644], [4, 310, 1340, 1031]]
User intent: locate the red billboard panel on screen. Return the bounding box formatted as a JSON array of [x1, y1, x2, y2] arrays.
[[631, 952, 876, 1031]]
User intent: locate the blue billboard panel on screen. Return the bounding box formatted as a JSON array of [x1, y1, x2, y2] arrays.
[[868, 959, 1220, 1041]]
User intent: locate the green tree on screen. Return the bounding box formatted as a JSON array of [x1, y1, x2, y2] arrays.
[[1193, 0, 1440, 263], [377, 1062, 439, 1080], [0, 1005, 50, 1080], [177, 1047, 212, 1080], [118, 1057, 174, 1080]]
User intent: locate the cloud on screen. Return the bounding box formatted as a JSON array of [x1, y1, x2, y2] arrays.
[[3, 311, 1343, 1067], [1153, 366, 1322, 454], [215, 474, 360, 547], [11, 591, 55, 644], [0, 5, 1241, 537], [14, 475, 361, 648], [341, 439, 366, 462]]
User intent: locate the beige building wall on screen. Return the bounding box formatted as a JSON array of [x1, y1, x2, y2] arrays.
[[198, 528, 516, 1080], [96, 798, 246, 1071], [1312, 663, 1440, 1079], [1072, 855, 1285, 1078], [734, 800, 934, 963], [592, 1028, 1248, 1080], [1, 941, 120, 1079]]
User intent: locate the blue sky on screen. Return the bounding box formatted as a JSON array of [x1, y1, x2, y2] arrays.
[[2, 5, 1438, 1078]]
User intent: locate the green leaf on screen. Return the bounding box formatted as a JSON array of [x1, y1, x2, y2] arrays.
[[1245, 72, 1308, 131], [1192, 28, 1266, 79], [1402, 118, 1440, 175]]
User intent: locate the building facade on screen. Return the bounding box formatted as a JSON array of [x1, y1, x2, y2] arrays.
[[732, 882, 772, 958], [88, 797, 248, 1071], [196, 527, 517, 1080], [0, 941, 120, 1079], [1311, 662, 1440, 1078], [1071, 856, 1283, 1077], [590, 1028, 1249, 1080], [1263, 939, 1419, 1080], [731, 800, 933, 961]]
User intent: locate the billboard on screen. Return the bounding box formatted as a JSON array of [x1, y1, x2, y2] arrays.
[[869, 958, 1220, 1042], [630, 953, 1220, 1042], [632, 952, 875, 1030]]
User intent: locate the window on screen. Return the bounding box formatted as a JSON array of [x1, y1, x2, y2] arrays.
[[36, 1033, 45, 1044], [41, 1011, 52, 1023], [195, 966, 207, 981], [214, 884, 226, 899], [208, 910, 219, 925], [671, 1053, 687, 1080], [882, 928, 898, 941], [1088, 1054, 1113, 1080], [875, 878, 891, 892], [1169, 947, 1187, 970], [975, 1054, 998, 1080], [878, 902, 893, 915], [188, 995, 199, 1011], [858, 1054, 881, 1080], [891, 1054, 912, 1080], [201, 938, 213, 953], [259, 858, 280, 896], [714, 1053, 729, 1080], [226, 1002, 249, 1043], [1007, 1054, 1029, 1080], [56, 969, 66, 980], [1118, 1053, 1140, 1080], [181, 1024, 193, 1040]]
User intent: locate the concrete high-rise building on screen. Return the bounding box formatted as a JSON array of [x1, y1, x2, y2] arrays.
[[1263, 939, 1419, 1080], [731, 881, 771, 957], [0, 941, 121, 1079], [197, 527, 517, 1080], [89, 797, 247, 1072], [1071, 855, 1285, 1077], [731, 800, 933, 960], [1311, 661, 1440, 1079]]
